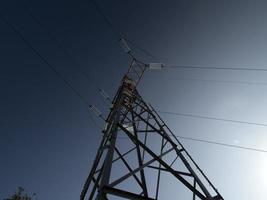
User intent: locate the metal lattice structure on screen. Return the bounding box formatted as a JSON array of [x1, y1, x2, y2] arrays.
[[81, 60, 223, 200]]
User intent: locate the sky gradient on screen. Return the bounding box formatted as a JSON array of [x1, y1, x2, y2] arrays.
[[1, 0, 267, 199]]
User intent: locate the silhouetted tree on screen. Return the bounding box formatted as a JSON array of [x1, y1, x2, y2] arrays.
[[4, 187, 36, 200]]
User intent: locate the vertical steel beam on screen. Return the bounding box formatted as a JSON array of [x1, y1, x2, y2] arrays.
[[97, 119, 118, 200]]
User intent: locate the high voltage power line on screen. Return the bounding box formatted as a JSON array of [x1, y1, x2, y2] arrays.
[[89, 0, 267, 72], [20, 2, 267, 123], [20, 0, 101, 92], [117, 135, 267, 153], [166, 65, 267, 71], [21, 0, 267, 90], [22, 0, 267, 129], [174, 135, 267, 153], [158, 110, 267, 127], [0, 12, 105, 127], [1, 4, 266, 155], [145, 76, 267, 86], [17, 1, 267, 129], [2, 2, 264, 198]]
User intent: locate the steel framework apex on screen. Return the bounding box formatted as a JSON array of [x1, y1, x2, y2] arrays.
[[80, 59, 223, 200]]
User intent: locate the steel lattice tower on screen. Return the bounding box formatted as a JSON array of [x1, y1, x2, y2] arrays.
[[81, 59, 224, 200]]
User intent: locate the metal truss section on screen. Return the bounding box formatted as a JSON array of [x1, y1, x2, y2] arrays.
[[81, 61, 223, 200]]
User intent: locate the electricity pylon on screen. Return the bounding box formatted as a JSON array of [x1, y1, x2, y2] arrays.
[[81, 59, 223, 200]]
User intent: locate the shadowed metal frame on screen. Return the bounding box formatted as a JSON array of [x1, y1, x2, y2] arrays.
[[80, 60, 223, 200]]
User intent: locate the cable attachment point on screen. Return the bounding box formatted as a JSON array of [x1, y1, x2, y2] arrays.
[[147, 63, 166, 70]]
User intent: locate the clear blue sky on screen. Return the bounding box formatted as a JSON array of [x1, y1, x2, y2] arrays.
[[1, 0, 267, 199]]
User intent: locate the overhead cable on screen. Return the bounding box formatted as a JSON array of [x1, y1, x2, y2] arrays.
[[90, 0, 267, 72], [166, 65, 267, 72], [20, 0, 101, 91], [89, 0, 158, 60], [158, 110, 267, 127], [174, 135, 267, 153], [117, 135, 267, 153], [145, 76, 267, 86], [0, 12, 104, 126]]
